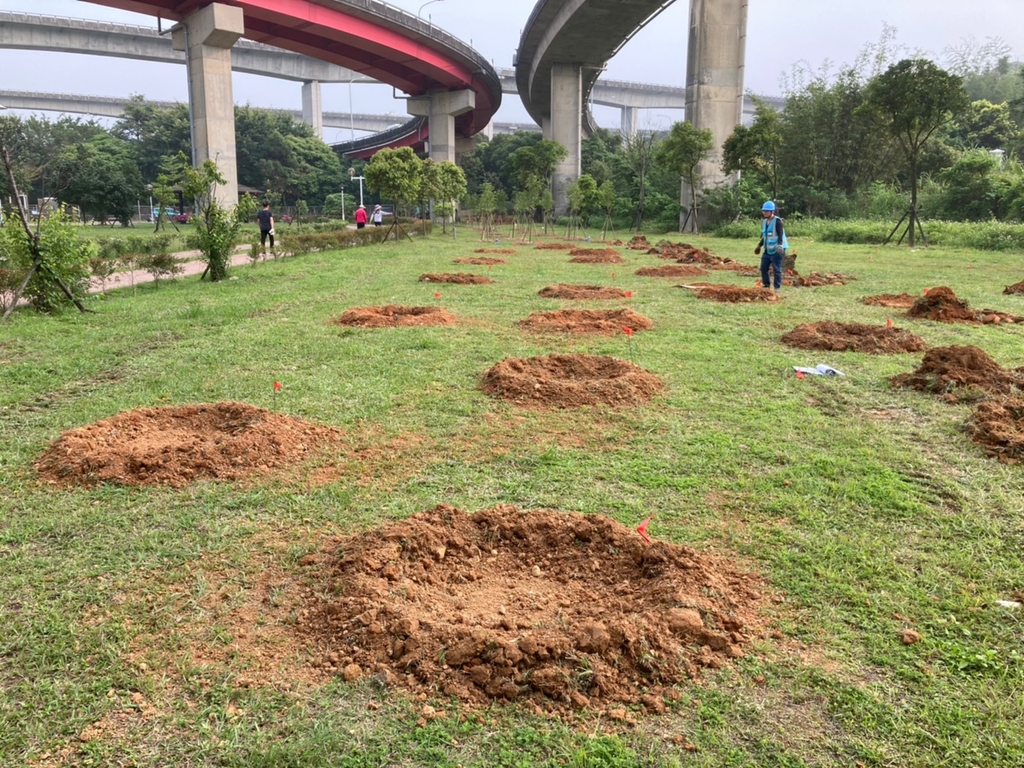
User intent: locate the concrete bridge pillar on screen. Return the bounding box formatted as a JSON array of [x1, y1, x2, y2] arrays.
[[407, 89, 475, 163], [620, 106, 638, 137], [302, 80, 323, 139], [550, 63, 582, 216], [172, 2, 244, 205], [685, 0, 747, 192]]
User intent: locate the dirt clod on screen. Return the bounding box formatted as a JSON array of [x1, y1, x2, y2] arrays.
[[335, 305, 456, 327], [481, 354, 663, 408], [419, 273, 494, 284], [891, 346, 1024, 402], [568, 249, 625, 264], [518, 309, 653, 335], [1004, 280, 1024, 295], [539, 284, 627, 300], [967, 398, 1024, 463], [690, 285, 780, 303], [781, 322, 927, 354], [301, 504, 766, 713], [34, 402, 341, 487]]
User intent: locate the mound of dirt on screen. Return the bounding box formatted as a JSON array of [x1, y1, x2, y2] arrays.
[[335, 305, 456, 327], [568, 249, 625, 264], [518, 309, 653, 335], [535, 242, 575, 251], [781, 321, 927, 354], [907, 287, 1024, 325], [689, 285, 780, 303], [891, 345, 1024, 402], [862, 293, 917, 308], [34, 402, 340, 488], [455, 257, 505, 265], [1005, 280, 1024, 295], [538, 284, 627, 300], [625, 235, 651, 250], [789, 271, 855, 287], [635, 265, 708, 278], [967, 398, 1024, 463], [419, 273, 495, 284], [474, 249, 514, 255], [481, 354, 663, 408], [300, 504, 766, 714]]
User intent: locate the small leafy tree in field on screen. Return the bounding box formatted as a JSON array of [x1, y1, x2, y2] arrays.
[[477, 182, 499, 240], [430, 161, 467, 234], [176, 154, 255, 282], [566, 174, 599, 239], [597, 180, 617, 240], [658, 120, 714, 233], [365, 147, 422, 241], [860, 58, 970, 246], [723, 102, 784, 202]]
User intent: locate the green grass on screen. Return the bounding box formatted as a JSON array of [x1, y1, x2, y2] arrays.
[[2, 227, 1024, 766]]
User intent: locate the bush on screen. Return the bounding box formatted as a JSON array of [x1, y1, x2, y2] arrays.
[[0, 207, 91, 313]]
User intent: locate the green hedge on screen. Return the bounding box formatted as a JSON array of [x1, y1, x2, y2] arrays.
[[263, 221, 432, 260]]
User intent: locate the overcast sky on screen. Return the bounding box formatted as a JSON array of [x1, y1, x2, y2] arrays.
[[0, 0, 1021, 137]]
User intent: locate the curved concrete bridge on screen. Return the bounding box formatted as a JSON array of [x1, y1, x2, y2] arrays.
[[516, 0, 747, 214], [80, 0, 502, 200]]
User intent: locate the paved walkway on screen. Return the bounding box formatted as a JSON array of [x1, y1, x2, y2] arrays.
[[89, 245, 262, 294]]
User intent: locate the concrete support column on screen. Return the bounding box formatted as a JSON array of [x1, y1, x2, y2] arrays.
[[407, 89, 475, 163], [550, 63, 582, 216], [685, 0, 747, 192], [302, 80, 323, 139], [620, 106, 639, 137], [172, 3, 244, 205], [482, 120, 495, 141]]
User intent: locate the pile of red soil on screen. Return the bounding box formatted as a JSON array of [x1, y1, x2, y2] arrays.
[[539, 284, 628, 300], [1004, 280, 1024, 295], [474, 248, 514, 255], [789, 271, 856, 287], [691, 285, 780, 303], [635, 265, 708, 278], [335, 305, 456, 327], [905, 287, 1024, 325], [626, 235, 651, 250], [419, 273, 495, 285], [481, 354, 663, 408], [862, 293, 918, 308], [34, 402, 340, 488], [455, 257, 505, 265], [300, 504, 766, 714], [967, 398, 1024, 463], [708, 263, 761, 275], [568, 249, 625, 264], [891, 345, 1024, 401], [518, 309, 653, 335], [535, 242, 575, 251], [781, 321, 927, 354]]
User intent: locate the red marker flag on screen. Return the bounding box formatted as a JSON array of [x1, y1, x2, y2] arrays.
[[623, 326, 634, 337], [886, 318, 893, 328], [273, 381, 282, 391], [625, 290, 632, 298], [636, 515, 654, 543], [795, 370, 805, 379], [434, 292, 441, 299]]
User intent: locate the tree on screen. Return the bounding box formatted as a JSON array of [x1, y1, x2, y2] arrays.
[[565, 173, 599, 239], [622, 129, 660, 230], [364, 147, 422, 241], [657, 121, 713, 232], [429, 161, 467, 233], [861, 58, 970, 246], [722, 102, 784, 201], [950, 100, 1020, 150], [597, 180, 617, 241], [59, 133, 146, 226]]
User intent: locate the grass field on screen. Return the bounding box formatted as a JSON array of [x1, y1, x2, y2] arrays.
[[2, 225, 1023, 767]]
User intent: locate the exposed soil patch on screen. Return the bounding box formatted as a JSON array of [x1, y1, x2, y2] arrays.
[[687, 284, 780, 303], [708, 263, 761, 275], [455, 257, 505, 266], [626, 235, 651, 250], [419, 273, 495, 285], [539, 284, 627, 300], [535, 242, 576, 251], [34, 402, 341, 488], [568, 249, 625, 264], [335, 305, 456, 327], [481, 354, 663, 408], [300, 504, 767, 714], [1004, 280, 1024, 295], [788, 271, 856, 287], [474, 249, 514, 255], [891, 345, 1024, 402], [863, 293, 918, 308], [906, 286, 1024, 325], [781, 322, 927, 354], [967, 398, 1024, 463], [518, 309, 653, 335], [635, 265, 708, 278]]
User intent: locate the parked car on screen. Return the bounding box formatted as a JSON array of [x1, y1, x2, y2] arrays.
[[150, 206, 176, 222], [171, 213, 192, 224]]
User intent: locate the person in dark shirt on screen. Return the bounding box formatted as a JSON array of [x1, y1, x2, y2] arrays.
[[257, 202, 275, 254]]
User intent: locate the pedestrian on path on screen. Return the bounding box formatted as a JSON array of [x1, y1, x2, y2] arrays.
[[372, 204, 383, 227], [355, 205, 368, 229], [257, 202, 275, 254]]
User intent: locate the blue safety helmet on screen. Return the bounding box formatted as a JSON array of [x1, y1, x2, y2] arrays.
[[761, 201, 776, 212]]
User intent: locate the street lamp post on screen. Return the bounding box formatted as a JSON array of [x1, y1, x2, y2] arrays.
[[418, 0, 443, 17]]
